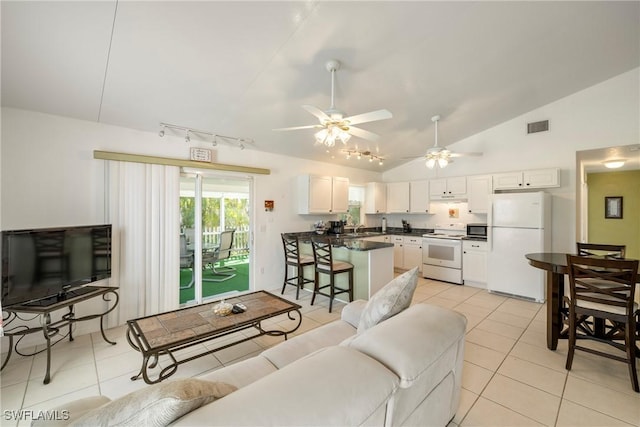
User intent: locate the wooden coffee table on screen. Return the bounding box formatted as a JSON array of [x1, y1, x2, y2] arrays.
[[126, 291, 302, 384]]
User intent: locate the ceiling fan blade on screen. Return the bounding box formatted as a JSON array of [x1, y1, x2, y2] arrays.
[[347, 126, 380, 141], [273, 124, 321, 131], [302, 105, 330, 122], [344, 109, 392, 126], [449, 152, 483, 158]]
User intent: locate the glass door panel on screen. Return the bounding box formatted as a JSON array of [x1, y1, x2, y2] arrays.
[[179, 173, 251, 305]]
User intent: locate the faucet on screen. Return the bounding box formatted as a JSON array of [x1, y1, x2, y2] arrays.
[[353, 224, 362, 234]]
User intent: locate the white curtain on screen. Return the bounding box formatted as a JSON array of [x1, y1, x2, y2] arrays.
[[107, 161, 180, 325]]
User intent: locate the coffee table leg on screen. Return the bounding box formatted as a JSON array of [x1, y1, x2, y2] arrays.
[[258, 309, 302, 340]]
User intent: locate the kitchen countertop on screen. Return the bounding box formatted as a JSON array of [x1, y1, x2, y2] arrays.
[[286, 227, 433, 251]]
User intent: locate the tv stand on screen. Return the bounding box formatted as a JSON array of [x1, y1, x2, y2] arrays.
[[1, 286, 119, 384]]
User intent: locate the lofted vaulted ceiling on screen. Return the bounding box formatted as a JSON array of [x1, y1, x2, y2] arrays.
[[2, 1, 639, 171]]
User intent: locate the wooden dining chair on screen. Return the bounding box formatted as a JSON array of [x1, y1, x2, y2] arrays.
[[576, 242, 626, 259], [565, 254, 639, 392]]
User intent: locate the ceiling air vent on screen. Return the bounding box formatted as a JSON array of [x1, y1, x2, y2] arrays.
[[527, 120, 549, 134]]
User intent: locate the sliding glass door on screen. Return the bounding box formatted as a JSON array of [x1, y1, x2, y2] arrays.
[[178, 172, 251, 305]]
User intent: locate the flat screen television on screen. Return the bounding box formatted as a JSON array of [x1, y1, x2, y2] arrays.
[[1, 224, 112, 307]]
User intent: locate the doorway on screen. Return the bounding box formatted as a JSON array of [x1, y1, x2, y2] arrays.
[[179, 172, 252, 305]]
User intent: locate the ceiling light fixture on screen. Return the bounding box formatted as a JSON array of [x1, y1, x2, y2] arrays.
[[159, 122, 253, 150], [342, 149, 384, 166], [425, 115, 451, 169], [603, 159, 626, 169], [314, 125, 351, 147]]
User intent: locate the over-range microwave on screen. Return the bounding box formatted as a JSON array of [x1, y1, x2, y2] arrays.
[[466, 223, 488, 239]]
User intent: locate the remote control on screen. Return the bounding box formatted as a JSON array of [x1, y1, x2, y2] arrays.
[[232, 303, 246, 314]]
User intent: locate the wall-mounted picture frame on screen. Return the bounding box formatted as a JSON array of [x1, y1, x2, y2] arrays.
[[605, 196, 623, 219]]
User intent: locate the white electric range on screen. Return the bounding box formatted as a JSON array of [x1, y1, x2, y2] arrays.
[[422, 224, 466, 284]]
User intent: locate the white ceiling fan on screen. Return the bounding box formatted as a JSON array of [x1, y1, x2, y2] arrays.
[[421, 115, 482, 169], [273, 59, 392, 147]]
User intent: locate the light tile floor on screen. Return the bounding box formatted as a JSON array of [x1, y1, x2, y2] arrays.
[[1, 276, 639, 427]]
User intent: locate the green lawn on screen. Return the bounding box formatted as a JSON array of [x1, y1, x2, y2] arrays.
[[179, 257, 249, 304]]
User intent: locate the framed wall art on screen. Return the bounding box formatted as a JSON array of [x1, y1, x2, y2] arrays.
[[605, 196, 623, 219]]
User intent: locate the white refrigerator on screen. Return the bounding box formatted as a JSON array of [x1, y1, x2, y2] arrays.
[[487, 192, 551, 302]]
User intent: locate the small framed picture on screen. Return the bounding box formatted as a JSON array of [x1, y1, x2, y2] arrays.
[[605, 196, 623, 219]]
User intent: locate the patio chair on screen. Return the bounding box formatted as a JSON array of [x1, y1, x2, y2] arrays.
[[203, 229, 237, 282]]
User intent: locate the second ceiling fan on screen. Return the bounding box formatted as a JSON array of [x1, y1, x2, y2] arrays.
[[274, 59, 392, 146], [421, 115, 482, 169]]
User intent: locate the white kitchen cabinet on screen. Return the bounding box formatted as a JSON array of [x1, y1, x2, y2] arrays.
[[392, 235, 422, 272], [429, 176, 467, 200], [466, 175, 493, 214], [402, 236, 422, 272], [365, 182, 387, 214], [462, 240, 488, 288], [409, 180, 430, 213], [386, 182, 410, 213], [493, 168, 560, 190], [392, 235, 404, 267], [298, 175, 349, 214]]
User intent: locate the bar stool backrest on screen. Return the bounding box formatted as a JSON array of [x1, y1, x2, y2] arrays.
[[311, 238, 333, 270], [282, 234, 303, 265]]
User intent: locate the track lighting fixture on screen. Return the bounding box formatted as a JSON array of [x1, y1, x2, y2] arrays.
[[341, 149, 384, 166], [159, 122, 253, 150]]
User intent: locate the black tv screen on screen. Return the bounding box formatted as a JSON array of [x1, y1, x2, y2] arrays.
[[1, 224, 112, 307]]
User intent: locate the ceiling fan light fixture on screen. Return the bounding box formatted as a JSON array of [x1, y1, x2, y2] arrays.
[[437, 157, 449, 168], [425, 158, 436, 169], [603, 159, 625, 169]]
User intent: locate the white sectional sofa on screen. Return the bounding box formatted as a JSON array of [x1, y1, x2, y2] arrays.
[[174, 300, 467, 426], [46, 269, 467, 427]]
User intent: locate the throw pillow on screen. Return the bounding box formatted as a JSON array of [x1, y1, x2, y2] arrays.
[[357, 266, 418, 333], [70, 379, 237, 427]]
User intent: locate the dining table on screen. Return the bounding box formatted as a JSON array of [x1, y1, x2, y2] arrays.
[[525, 252, 640, 351]]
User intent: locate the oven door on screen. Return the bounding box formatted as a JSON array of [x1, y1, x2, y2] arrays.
[[422, 238, 462, 269]]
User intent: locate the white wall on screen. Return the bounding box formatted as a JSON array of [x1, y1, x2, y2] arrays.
[[383, 68, 640, 252], [0, 108, 382, 344], [1, 67, 638, 344]]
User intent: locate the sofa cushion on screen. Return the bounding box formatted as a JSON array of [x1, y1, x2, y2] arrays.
[[198, 354, 278, 389], [261, 320, 356, 368], [70, 379, 236, 427], [348, 303, 467, 388], [174, 346, 399, 426], [357, 267, 418, 333]]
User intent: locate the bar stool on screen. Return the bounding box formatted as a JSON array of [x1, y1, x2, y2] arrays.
[[281, 234, 315, 299], [311, 238, 354, 313]]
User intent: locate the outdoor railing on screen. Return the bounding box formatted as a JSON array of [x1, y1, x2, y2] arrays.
[[184, 225, 250, 257]]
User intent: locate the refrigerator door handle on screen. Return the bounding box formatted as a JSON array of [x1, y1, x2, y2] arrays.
[[487, 200, 493, 251]]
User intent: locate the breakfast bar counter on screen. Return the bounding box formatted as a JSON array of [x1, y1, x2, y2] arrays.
[[291, 233, 394, 301]]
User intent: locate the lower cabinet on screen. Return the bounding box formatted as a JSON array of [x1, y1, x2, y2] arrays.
[[462, 240, 488, 288], [393, 235, 422, 272]]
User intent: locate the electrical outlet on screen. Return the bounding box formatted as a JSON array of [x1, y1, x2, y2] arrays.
[[260, 267, 265, 274]]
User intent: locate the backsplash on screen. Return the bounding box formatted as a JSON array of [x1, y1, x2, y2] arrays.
[[366, 201, 487, 229]]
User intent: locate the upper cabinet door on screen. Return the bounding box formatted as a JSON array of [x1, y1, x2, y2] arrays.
[[467, 175, 492, 214], [447, 176, 467, 195], [307, 175, 333, 213], [429, 178, 447, 197], [331, 176, 350, 213], [409, 180, 430, 213], [386, 182, 410, 213], [365, 182, 387, 214], [298, 175, 349, 214], [492, 172, 523, 190], [522, 168, 559, 188]]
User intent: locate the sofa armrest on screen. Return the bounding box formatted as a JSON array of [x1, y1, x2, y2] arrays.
[[346, 303, 466, 388], [340, 299, 368, 328]]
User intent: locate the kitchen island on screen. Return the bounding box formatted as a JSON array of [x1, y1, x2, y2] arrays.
[[292, 234, 394, 301]]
